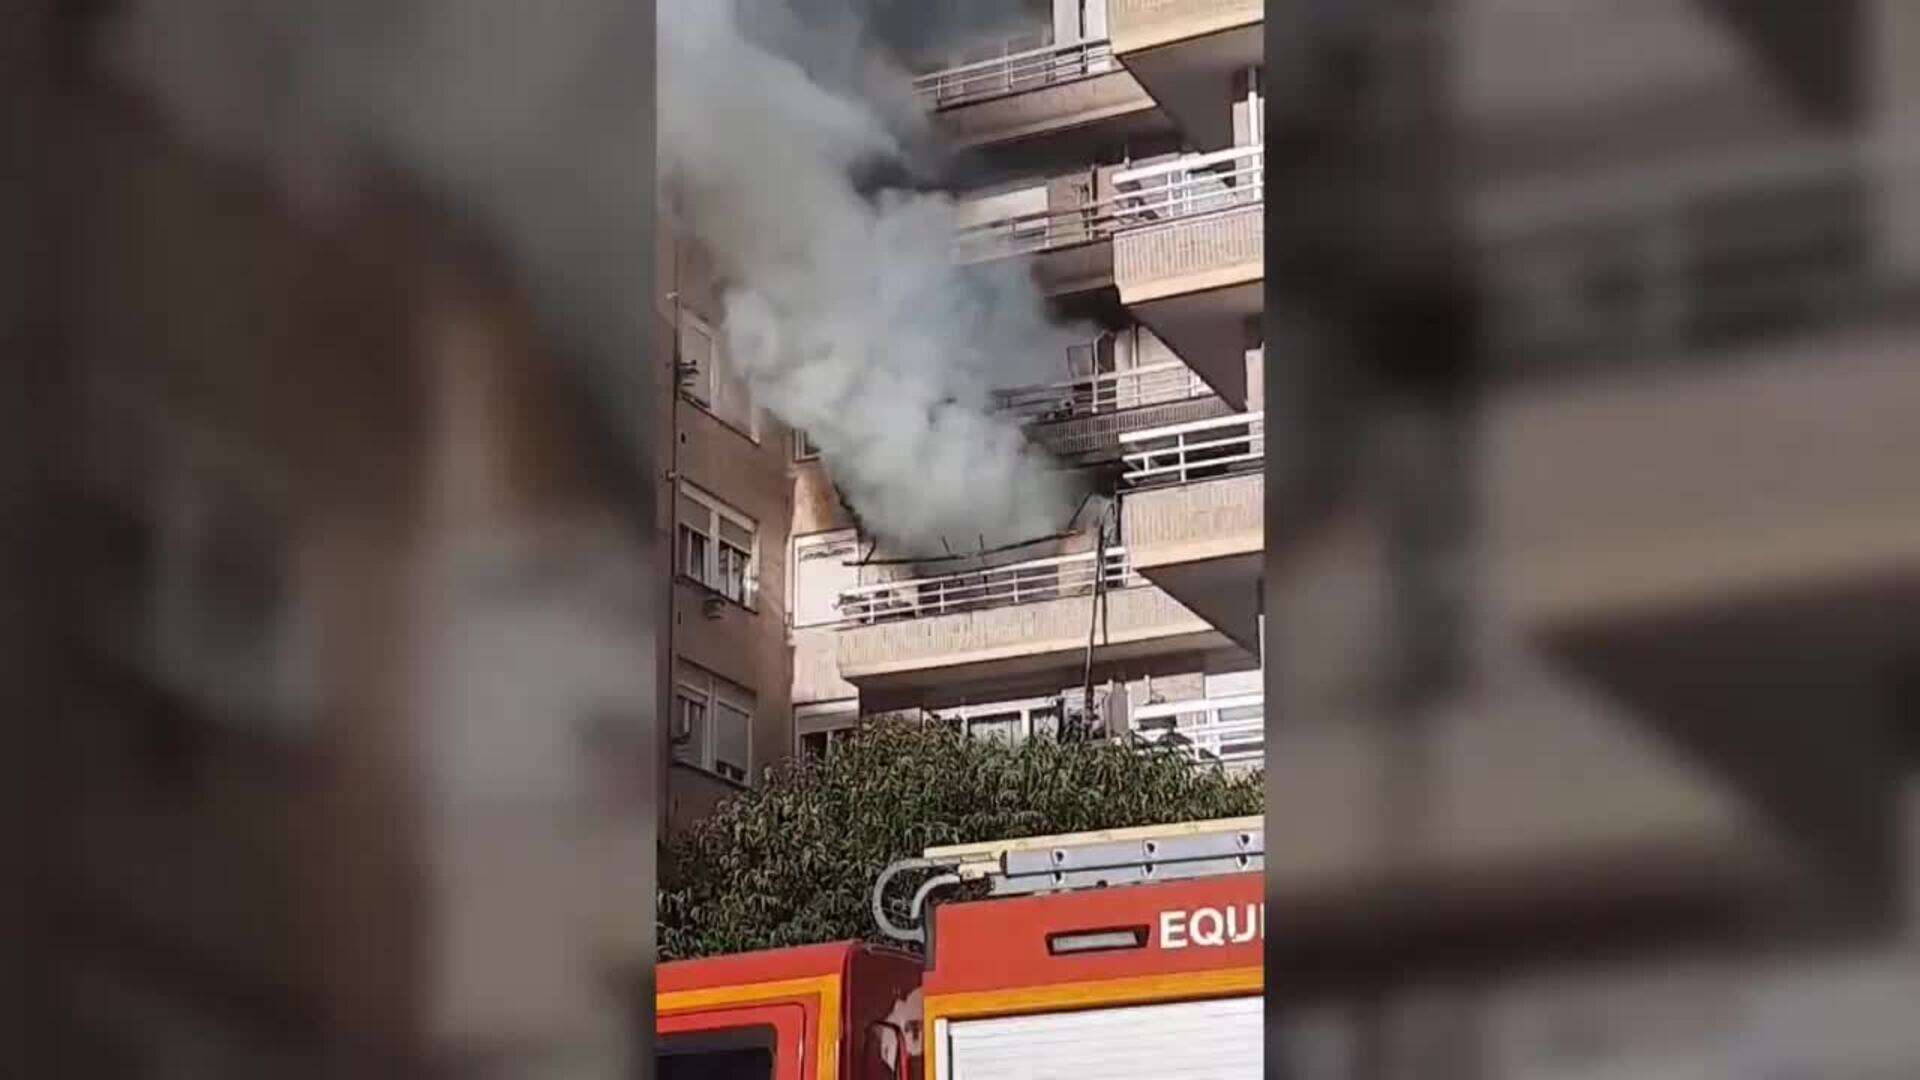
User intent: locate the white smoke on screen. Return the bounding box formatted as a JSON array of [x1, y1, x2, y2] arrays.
[[660, 0, 1091, 551], [105, 0, 1093, 552]]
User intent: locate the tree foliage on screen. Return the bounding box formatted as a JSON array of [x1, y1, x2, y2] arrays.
[[658, 719, 1264, 960]]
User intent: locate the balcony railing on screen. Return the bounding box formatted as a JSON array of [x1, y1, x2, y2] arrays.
[[995, 360, 1212, 422], [1120, 411, 1264, 488], [1113, 144, 1264, 228], [953, 198, 1120, 261], [836, 548, 1137, 626], [954, 144, 1267, 260], [914, 38, 1117, 109], [1134, 692, 1264, 769]]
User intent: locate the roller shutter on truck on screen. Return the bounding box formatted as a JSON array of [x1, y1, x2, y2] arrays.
[[940, 995, 1262, 1079]]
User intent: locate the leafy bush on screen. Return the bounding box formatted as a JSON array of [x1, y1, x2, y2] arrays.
[[658, 719, 1263, 960]]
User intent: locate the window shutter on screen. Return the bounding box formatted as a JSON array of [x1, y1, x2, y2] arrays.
[[718, 517, 752, 551], [713, 702, 752, 781], [676, 492, 708, 533]]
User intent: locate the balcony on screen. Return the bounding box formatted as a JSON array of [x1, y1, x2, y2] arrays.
[[834, 548, 1245, 710], [912, 38, 1162, 151], [1119, 412, 1264, 649], [954, 193, 1117, 297], [1121, 409, 1262, 487], [1112, 145, 1265, 406], [994, 359, 1234, 464], [1134, 691, 1265, 772], [838, 547, 1126, 627], [1110, 0, 1265, 151]]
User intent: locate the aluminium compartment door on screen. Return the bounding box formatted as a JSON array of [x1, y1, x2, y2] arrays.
[[943, 995, 1261, 1079]]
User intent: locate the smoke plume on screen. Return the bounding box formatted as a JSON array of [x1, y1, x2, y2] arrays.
[[106, 0, 1091, 551], [661, 0, 1090, 551]]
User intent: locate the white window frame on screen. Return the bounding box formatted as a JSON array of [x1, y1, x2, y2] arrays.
[[795, 699, 858, 760], [792, 428, 820, 462], [677, 483, 759, 610], [676, 308, 761, 441], [789, 528, 858, 629], [1245, 70, 1265, 148], [798, 725, 856, 761], [935, 694, 1065, 743], [672, 665, 754, 784]]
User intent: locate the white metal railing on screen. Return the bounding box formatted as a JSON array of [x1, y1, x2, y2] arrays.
[[954, 196, 1120, 260], [914, 38, 1117, 109], [995, 361, 1211, 421], [1120, 411, 1264, 487], [1113, 144, 1264, 229], [1133, 692, 1265, 769], [836, 548, 1137, 626], [955, 144, 1268, 260]]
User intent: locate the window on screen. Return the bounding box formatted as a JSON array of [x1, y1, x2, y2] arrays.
[[955, 184, 1049, 246], [658, 1047, 771, 1080], [673, 663, 754, 783], [676, 311, 715, 407], [678, 484, 758, 608], [1234, 65, 1265, 148], [965, 711, 1023, 742], [796, 699, 858, 760], [658, 1027, 776, 1080], [791, 530, 857, 628], [672, 692, 708, 770], [678, 525, 709, 582], [799, 726, 854, 761], [1029, 704, 1062, 740], [713, 699, 751, 783], [677, 309, 758, 438], [937, 695, 1067, 744], [793, 429, 820, 462]]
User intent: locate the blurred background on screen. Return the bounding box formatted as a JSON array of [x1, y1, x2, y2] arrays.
[[5, 0, 1920, 1078], [1263, 1, 1920, 1077], [6, 2, 658, 1077]]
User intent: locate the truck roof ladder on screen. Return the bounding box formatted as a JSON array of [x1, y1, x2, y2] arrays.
[[873, 817, 1263, 943]]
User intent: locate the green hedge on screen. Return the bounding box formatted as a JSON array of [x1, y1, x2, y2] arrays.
[[659, 718, 1263, 960]]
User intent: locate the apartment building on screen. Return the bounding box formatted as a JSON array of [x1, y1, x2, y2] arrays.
[[785, 0, 1269, 774], [658, 235, 803, 829]]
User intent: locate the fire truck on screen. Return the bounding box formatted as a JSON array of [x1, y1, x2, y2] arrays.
[[657, 816, 1264, 1079]]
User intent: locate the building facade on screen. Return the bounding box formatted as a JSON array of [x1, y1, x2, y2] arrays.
[[783, 0, 1270, 776], [658, 233, 804, 828]]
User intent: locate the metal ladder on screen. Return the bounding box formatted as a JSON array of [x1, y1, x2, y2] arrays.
[[873, 817, 1263, 943]]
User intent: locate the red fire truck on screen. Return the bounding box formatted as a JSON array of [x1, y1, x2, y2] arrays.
[[657, 817, 1264, 1079]]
